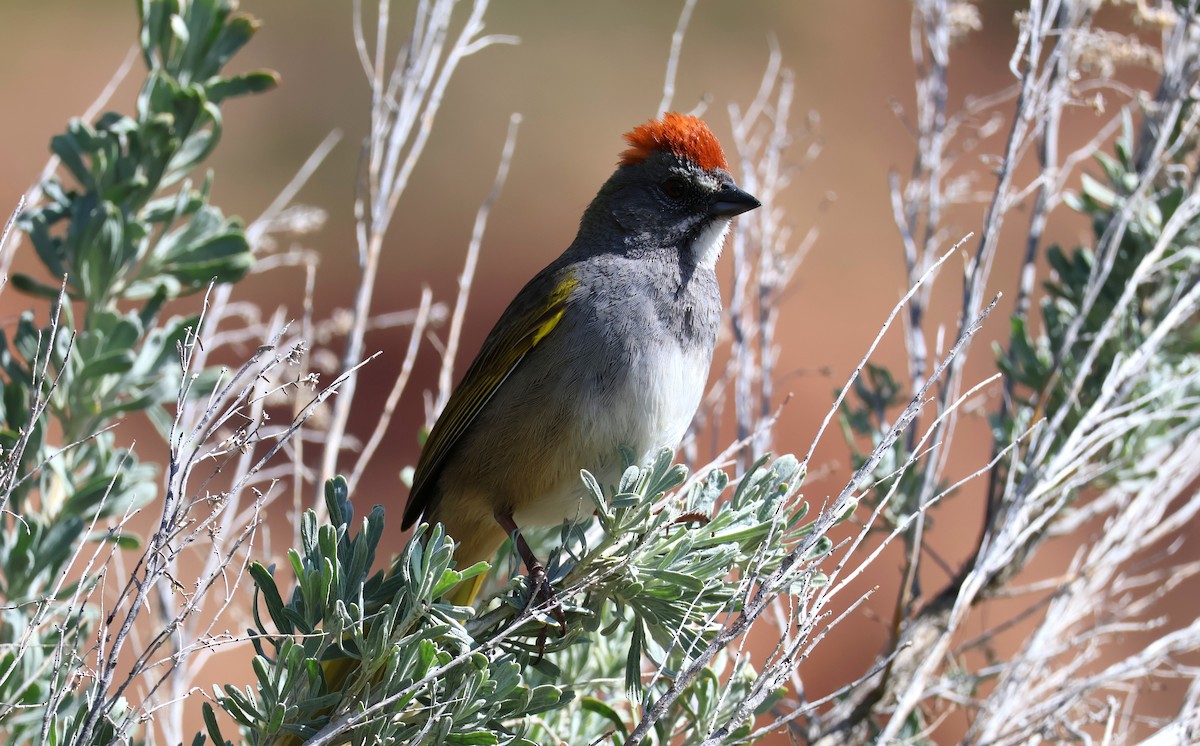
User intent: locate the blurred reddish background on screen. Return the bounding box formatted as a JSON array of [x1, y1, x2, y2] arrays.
[[2, 1, 1188, 742]]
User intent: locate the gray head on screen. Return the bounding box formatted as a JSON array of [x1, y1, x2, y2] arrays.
[[579, 113, 761, 269]]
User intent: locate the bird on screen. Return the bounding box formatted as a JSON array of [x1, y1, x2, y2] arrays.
[[402, 112, 760, 608], [290, 114, 757, 746]]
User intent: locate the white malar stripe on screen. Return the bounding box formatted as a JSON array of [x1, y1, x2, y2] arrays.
[[692, 217, 732, 270]]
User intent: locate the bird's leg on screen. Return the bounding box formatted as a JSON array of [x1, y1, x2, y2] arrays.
[[494, 511, 567, 637]]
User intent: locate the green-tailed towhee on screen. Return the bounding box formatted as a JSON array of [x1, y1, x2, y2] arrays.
[[402, 112, 761, 605]]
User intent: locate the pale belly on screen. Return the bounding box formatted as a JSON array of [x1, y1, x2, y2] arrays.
[[510, 341, 709, 528]]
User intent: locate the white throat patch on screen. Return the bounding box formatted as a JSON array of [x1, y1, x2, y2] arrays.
[[692, 218, 732, 270]]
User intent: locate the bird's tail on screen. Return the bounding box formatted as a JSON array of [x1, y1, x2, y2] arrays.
[[435, 514, 505, 607]]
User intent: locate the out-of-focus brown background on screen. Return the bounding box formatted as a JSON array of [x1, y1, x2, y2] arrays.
[[1, 1, 1186, 742]]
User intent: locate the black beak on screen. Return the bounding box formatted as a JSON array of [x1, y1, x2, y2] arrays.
[[709, 183, 761, 218]]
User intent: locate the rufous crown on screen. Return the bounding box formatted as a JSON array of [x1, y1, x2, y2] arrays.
[[619, 113, 729, 171]]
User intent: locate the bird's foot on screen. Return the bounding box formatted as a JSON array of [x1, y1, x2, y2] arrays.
[[495, 511, 567, 659], [526, 561, 568, 637], [524, 561, 567, 662]]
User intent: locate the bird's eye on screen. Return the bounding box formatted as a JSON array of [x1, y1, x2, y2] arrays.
[[661, 177, 688, 201]]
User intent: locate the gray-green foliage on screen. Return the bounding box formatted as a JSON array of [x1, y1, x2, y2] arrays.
[[529, 452, 811, 745], [836, 362, 926, 524], [838, 110, 1200, 528], [217, 478, 567, 746], [229, 451, 824, 745], [997, 112, 1200, 483], [823, 3, 1200, 737], [0, 1, 274, 743]]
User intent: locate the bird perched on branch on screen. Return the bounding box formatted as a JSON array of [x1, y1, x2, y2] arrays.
[[403, 112, 760, 609]]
